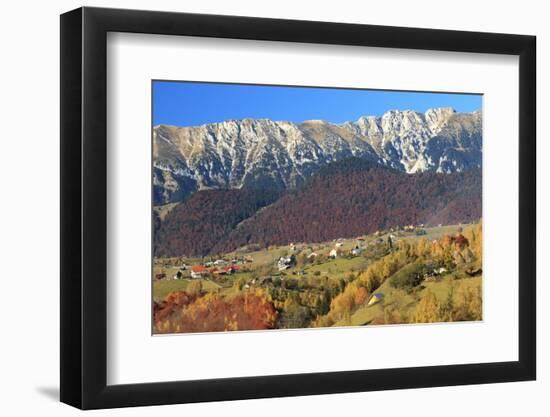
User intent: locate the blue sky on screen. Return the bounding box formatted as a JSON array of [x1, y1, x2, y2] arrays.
[[153, 81, 482, 127]]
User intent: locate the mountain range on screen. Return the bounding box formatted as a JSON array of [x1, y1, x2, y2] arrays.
[[153, 107, 482, 206]]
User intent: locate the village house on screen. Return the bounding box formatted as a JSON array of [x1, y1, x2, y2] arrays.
[[350, 247, 362, 256], [213, 266, 237, 276], [190, 265, 209, 279], [423, 268, 440, 282], [368, 293, 384, 306], [277, 255, 296, 271]]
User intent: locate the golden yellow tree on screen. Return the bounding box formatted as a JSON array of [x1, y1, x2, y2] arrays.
[[414, 292, 441, 323], [415, 237, 430, 257], [453, 284, 482, 321]]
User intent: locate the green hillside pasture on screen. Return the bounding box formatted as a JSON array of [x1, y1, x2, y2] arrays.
[[153, 278, 222, 301], [337, 275, 482, 327], [298, 256, 370, 279]]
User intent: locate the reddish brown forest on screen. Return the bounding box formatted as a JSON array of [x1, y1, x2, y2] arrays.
[[155, 158, 481, 257], [215, 159, 481, 253], [154, 188, 280, 257]]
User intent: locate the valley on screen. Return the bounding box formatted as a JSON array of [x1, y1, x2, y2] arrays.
[[153, 222, 482, 333], [150, 96, 483, 334]]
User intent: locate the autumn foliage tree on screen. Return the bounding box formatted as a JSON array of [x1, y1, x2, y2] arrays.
[[414, 292, 441, 323], [154, 289, 278, 334], [452, 284, 482, 321]]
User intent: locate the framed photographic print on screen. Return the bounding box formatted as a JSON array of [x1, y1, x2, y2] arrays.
[[60, 6, 536, 409]]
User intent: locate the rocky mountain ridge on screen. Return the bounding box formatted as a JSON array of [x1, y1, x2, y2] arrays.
[[153, 107, 482, 205]]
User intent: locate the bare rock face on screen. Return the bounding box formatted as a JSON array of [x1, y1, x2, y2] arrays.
[[153, 108, 482, 205]]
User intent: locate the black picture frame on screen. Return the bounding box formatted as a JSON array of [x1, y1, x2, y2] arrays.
[[60, 6, 536, 410]]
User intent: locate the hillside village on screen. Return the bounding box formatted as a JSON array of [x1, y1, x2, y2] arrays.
[[153, 221, 483, 333], [155, 224, 431, 284]]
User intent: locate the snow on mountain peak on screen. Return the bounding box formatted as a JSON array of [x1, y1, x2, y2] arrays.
[[153, 108, 482, 205], [425, 107, 456, 133]]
